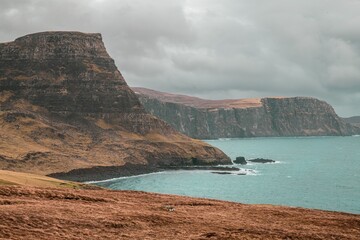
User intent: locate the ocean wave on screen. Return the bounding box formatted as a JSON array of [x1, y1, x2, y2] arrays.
[[86, 171, 165, 184], [218, 138, 232, 141], [233, 160, 284, 166], [241, 169, 259, 176]]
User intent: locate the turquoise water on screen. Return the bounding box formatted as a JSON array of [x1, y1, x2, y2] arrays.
[[94, 136, 360, 213]]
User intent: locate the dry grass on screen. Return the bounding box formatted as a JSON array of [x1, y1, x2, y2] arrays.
[[95, 119, 113, 129], [133, 87, 264, 109], [0, 170, 83, 189], [1, 97, 229, 175], [0, 185, 359, 239], [0, 91, 13, 103]]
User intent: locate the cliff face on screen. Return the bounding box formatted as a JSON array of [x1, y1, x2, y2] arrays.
[[0, 32, 230, 177], [133, 87, 360, 139], [0, 32, 141, 116], [343, 116, 360, 128]]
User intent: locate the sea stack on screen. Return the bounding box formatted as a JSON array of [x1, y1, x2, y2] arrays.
[[0, 31, 230, 180]]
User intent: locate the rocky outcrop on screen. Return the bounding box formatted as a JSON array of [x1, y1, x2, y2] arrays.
[[233, 157, 247, 165], [248, 158, 275, 164], [0, 32, 230, 178], [133, 87, 360, 139], [343, 116, 360, 128]]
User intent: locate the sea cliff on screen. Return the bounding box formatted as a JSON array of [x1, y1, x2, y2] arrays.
[[0, 32, 230, 180], [133, 87, 360, 139]]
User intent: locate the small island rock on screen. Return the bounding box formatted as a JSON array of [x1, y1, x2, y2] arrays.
[[248, 158, 275, 163], [233, 157, 247, 165]]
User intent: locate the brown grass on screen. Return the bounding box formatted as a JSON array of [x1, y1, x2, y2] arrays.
[[1, 97, 230, 175], [133, 87, 264, 109], [0, 170, 87, 189], [0, 91, 13, 103], [0, 185, 359, 239]]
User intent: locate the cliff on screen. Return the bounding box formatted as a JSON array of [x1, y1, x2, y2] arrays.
[[133, 87, 360, 139], [0, 32, 230, 179], [343, 116, 360, 128]]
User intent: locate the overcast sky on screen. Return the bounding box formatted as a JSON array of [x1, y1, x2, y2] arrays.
[[1, 0, 359, 116]]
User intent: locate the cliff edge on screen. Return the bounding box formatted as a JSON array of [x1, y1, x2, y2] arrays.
[[0, 32, 230, 179], [133, 87, 360, 139]]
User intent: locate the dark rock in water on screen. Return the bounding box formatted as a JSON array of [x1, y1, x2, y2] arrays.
[[248, 158, 275, 163], [164, 166, 239, 171], [234, 157, 247, 165], [211, 172, 233, 175]]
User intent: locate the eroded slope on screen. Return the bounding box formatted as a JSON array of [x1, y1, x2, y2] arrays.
[[0, 32, 230, 178]]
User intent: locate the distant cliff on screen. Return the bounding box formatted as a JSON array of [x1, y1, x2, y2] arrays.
[[133, 87, 360, 139], [0, 32, 230, 179], [343, 116, 360, 128]]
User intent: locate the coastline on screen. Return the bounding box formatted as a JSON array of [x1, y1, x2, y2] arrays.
[[48, 163, 239, 182]]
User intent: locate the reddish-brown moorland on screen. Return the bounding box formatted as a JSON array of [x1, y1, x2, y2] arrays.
[[0, 185, 359, 240]]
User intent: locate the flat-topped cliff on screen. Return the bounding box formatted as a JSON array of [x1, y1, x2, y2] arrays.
[[133, 87, 360, 139], [0, 32, 230, 179]]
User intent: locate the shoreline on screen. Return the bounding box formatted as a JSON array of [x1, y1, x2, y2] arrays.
[[48, 163, 240, 182]]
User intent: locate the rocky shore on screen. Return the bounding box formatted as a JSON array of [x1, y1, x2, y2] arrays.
[[49, 163, 240, 182]]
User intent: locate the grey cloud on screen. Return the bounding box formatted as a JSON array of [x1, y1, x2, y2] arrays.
[[0, 0, 359, 116]]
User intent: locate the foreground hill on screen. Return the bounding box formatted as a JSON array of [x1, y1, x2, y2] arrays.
[[133, 87, 360, 139], [0, 185, 359, 239], [0, 32, 230, 180]]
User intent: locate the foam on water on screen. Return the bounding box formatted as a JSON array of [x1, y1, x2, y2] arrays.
[[86, 171, 166, 184]]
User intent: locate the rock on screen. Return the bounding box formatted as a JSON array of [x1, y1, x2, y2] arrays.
[[233, 157, 247, 165], [343, 116, 360, 128], [211, 172, 233, 175], [132, 87, 360, 139], [163, 166, 239, 171], [248, 158, 275, 164], [0, 31, 231, 177]]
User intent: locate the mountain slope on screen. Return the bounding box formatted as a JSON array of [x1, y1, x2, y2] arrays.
[[133, 87, 360, 139], [0, 32, 230, 179]]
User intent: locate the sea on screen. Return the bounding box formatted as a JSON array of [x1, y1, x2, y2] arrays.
[[93, 136, 360, 214]]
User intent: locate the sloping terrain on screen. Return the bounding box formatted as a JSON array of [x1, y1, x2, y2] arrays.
[[0, 170, 95, 189], [133, 87, 360, 139], [0, 32, 230, 179], [0, 185, 359, 240]]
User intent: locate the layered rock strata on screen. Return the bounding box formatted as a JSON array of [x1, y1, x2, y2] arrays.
[[133, 87, 360, 139], [0, 32, 230, 178], [343, 116, 360, 128]]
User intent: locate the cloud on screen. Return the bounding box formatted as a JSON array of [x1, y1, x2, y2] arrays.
[[0, 0, 359, 116]]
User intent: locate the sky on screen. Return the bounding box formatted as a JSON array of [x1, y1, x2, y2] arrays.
[[1, 0, 359, 117]]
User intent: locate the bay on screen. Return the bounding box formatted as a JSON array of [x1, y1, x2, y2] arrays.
[[94, 136, 360, 213]]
